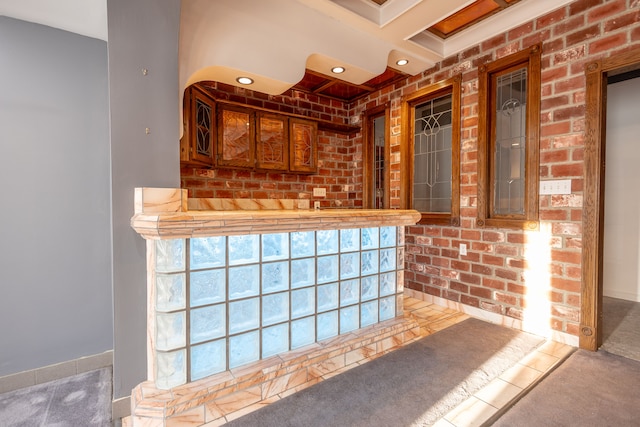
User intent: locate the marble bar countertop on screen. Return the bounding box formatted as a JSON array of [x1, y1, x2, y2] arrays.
[[131, 188, 422, 239]]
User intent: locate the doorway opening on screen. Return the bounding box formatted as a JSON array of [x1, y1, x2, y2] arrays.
[[581, 49, 640, 357]]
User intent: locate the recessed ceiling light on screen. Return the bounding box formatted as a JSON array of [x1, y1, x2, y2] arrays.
[[396, 59, 409, 66], [236, 76, 254, 85], [331, 66, 345, 74]]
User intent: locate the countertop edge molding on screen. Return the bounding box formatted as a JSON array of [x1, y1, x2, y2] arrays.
[[130, 187, 422, 239]]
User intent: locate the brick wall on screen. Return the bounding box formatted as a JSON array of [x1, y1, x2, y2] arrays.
[[350, 0, 639, 338], [180, 82, 361, 208], [181, 0, 640, 338]]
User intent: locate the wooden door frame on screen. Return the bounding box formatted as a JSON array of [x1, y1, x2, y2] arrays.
[[362, 103, 390, 209], [581, 49, 640, 350]]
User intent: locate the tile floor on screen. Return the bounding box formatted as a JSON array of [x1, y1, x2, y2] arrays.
[[126, 296, 572, 427]]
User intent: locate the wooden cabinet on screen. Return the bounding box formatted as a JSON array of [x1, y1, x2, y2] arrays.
[[289, 118, 317, 173], [217, 106, 255, 168], [181, 85, 318, 173], [257, 113, 288, 170], [180, 86, 216, 166]]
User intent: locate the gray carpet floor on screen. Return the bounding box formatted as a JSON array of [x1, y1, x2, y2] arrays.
[[601, 296, 640, 362], [227, 317, 544, 427], [0, 368, 111, 426], [493, 349, 640, 427]]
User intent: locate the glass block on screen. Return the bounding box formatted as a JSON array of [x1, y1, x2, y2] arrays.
[[190, 305, 225, 344], [291, 258, 315, 289], [380, 272, 396, 296], [380, 248, 397, 272], [228, 234, 259, 265], [317, 283, 338, 312], [156, 273, 185, 312], [397, 270, 404, 293], [228, 265, 259, 300], [361, 300, 378, 327], [262, 233, 289, 261], [361, 250, 379, 276], [155, 239, 185, 273], [340, 228, 360, 252], [317, 311, 338, 341], [380, 296, 396, 321], [340, 279, 359, 307], [361, 275, 379, 301], [317, 255, 339, 284], [291, 317, 315, 349], [229, 330, 260, 368], [262, 261, 289, 294], [291, 231, 315, 258], [229, 298, 259, 334], [340, 306, 359, 334], [262, 293, 289, 326], [397, 227, 405, 246], [361, 228, 379, 250], [262, 323, 289, 358], [191, 340, 225, 381], [156, 312, 186, 351], [190, 269, 225, 307], [291, 288, 315, 319], [190, 236, 225, 270], [380, 226, 396, 248], [156, 349, 186, 389], [340, 252, 360, 280], [317, 230, 338, 255]]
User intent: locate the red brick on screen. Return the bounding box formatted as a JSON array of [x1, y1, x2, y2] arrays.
[[550, 163, 583, 177], [589, 33, 628, 55], [551, 249, 582, 264], [541, 149, 569, 163], [509, 22, 535, 40], [569, 0, 605, 16], [604, 10, 640, 32], [540, 209, 569, 221], [459, 273, 481, 285], [461, 295, 480, 308], [496, 292, 518, 306], [471, 286, 492, 299], [537, 7, 567, 29], [483, 254, 505, 267], [541, 94, 570, 111], [482, 33, 507, 52], [472, 264, 492, 275], [566, 25, 601, 46], [587, 0, 626, 23], [554, 76, 586, 94], [541, 121, 571, 137], [483, 231, 505, 243]]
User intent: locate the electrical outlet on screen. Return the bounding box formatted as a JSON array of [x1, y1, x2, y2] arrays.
[[459, 243, 467, 256], [313, 188, 326, 197], [314, 201, 320, 210]]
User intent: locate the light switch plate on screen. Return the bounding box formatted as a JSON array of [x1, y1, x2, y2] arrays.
[[540, 179, 571, 195], [313, 188, 326, 197]]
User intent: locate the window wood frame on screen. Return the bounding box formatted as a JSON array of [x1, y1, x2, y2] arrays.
[[401, 75, 461, 225], [477, 44, 541, 230], [362, 103, 390, 209]]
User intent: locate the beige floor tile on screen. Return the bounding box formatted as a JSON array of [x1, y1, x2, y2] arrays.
[[432, 417, 456, 426], [536, 340, 574, 359], [499, 363, 542, 389], [444, 396, 499, 427], [519, 351, 559, 372], [474, 378, 522, 408]]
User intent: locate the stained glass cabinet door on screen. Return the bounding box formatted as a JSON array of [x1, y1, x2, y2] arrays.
[[289, 118, 317, 173], [217, 105, 255, 168], [180, 85, 216, 166], [256, 113, 288, 171]]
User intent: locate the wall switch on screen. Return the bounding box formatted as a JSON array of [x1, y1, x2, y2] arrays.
[[540, 179, 571, 195], [459, 243, 467, 256], [313, 188, 326, 197]]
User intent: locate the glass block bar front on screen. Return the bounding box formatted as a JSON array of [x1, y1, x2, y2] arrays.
[[151, 226, 404, 389]]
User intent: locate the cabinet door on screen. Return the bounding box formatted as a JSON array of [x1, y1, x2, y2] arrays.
[[256, 113, 288, 171], [217, 106, 254, 168], [180, 86, 216, 166], [289, 118, 317, 173]]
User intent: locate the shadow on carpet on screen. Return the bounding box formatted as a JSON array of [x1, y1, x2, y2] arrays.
[[228, 318, 544, 427], [493, 350, 640, 427], [0, 368, 111, 426]]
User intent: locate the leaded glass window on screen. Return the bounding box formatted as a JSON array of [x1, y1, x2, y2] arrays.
[[413, 94, 453, 213], [401, 76, 461, 225], [494, 67, 527, 215]]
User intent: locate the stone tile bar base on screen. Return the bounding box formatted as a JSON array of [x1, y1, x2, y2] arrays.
[[130, 316, 422, 427]]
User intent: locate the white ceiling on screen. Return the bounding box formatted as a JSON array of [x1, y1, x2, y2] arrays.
[[1, 0, 574, 95]]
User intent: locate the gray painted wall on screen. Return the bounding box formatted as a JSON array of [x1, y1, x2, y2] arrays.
[[107, 0, 181, 398], [0, 17, 112, 376]]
